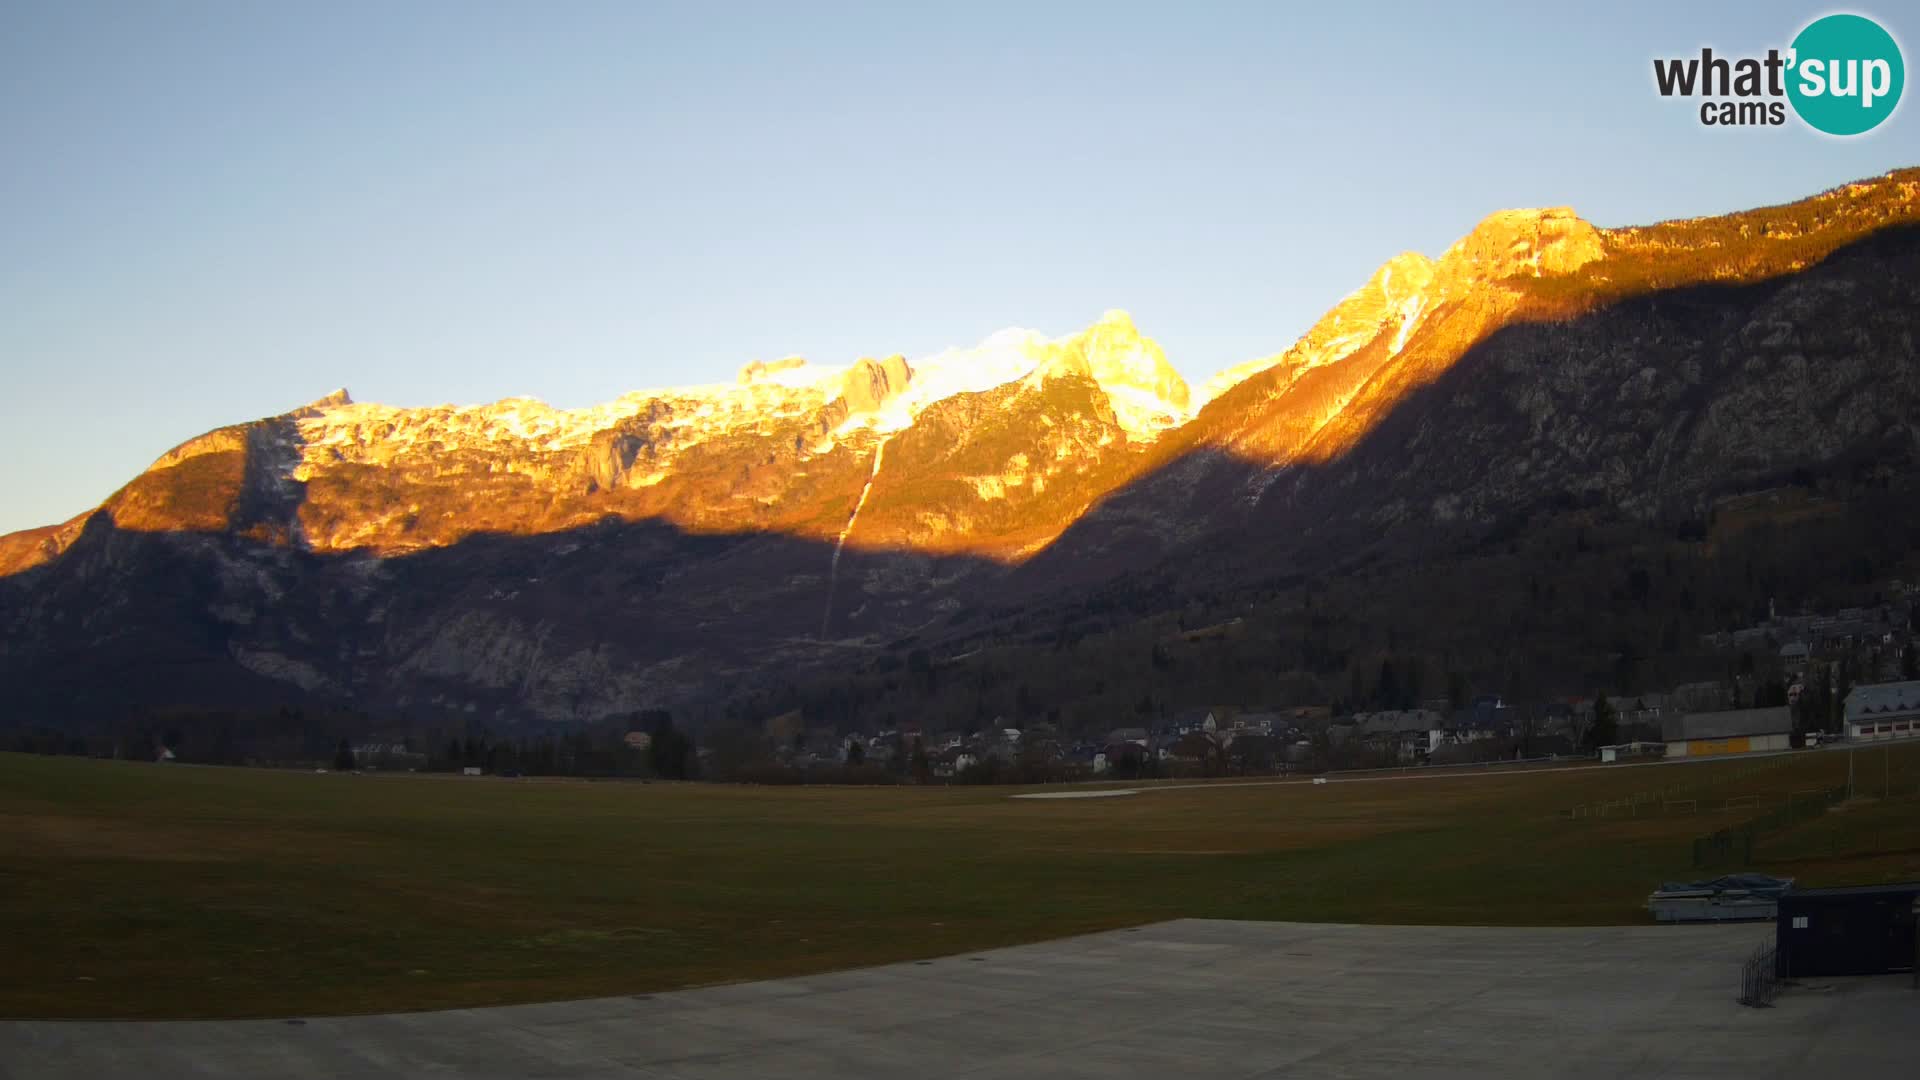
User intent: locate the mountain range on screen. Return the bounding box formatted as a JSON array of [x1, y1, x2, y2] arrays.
[[4, 168, 1919, 737]]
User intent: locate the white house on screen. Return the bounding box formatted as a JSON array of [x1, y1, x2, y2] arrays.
[[1352, 709, 1443, 761], [1844, 680, 1920, 742], [1233, 711, 1284, 735], [1168, 708, 1216, 734], [1779, 641, 1812, 671]]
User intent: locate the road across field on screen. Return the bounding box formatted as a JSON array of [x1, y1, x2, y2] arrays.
[[4, 920, 1911, 1078], [1075, 740, 1874, 799]]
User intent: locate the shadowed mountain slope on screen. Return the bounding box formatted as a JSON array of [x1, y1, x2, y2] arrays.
[[4, 171, 1919, 730]]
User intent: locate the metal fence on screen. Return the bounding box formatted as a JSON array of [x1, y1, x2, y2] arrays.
[[1691, 784, 1848, 867], [1738, 942, 1781, 1007]]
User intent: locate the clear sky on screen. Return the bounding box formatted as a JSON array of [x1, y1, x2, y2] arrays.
[[1, 1, 1915, 535]]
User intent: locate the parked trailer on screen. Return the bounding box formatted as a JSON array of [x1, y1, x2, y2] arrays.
[[1648, 873, 1794, 923]]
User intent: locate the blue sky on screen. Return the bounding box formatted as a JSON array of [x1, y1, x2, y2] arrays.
[[1, 1, 1914, 534]]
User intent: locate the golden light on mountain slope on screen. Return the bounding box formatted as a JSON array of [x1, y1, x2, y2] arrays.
[[2, 171, 1915, 579], [1191, 172, 1919, 472]]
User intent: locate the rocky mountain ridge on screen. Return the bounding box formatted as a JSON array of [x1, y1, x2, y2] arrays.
[[4, 168, 1918, 730]]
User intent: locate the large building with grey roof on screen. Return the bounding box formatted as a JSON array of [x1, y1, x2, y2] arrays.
[[1662, 706, 1792, 757]]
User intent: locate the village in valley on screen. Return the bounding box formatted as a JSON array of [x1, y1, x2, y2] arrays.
[[129, 580, 1920, 785], [737, 585, 1920, 785]]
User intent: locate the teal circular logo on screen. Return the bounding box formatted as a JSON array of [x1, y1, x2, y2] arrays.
[[1787, 14, 1904, 135]]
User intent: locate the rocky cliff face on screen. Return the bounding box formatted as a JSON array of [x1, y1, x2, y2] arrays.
[[1200, 250, 1437, 405], [2, 308, 1193, 573], [1022, 171, 1920, 588], [4, 169, 1918, 728], [838, 355, 913, 415]]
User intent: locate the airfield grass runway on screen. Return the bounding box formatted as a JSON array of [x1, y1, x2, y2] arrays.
[[2, 746, 1917, 1019]]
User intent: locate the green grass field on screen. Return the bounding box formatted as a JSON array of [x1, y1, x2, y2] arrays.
[[3, 746, 1917, 1019]]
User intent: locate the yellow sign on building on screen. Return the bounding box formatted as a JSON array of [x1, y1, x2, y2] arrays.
[[1688, 736, 1752, 757]]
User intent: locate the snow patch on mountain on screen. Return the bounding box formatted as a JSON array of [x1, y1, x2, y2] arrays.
[[1198, 252, 1438, 406], [291, 309, 1191, 483]]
